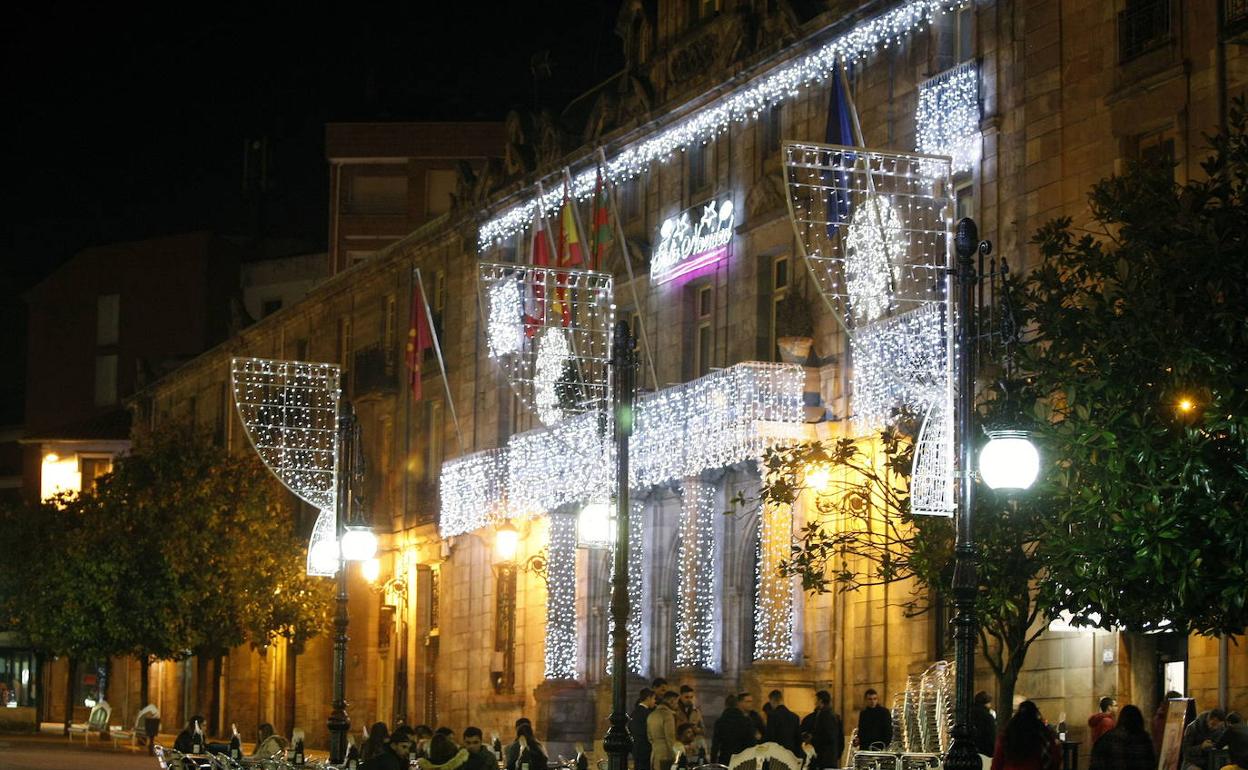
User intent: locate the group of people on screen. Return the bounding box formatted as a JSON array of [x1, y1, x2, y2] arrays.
[[627, 678, 863, 770]]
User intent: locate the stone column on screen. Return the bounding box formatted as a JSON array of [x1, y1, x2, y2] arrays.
[[754, 493, 794, 661], [675, 478, 717, 670]]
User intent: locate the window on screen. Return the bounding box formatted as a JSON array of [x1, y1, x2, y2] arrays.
[[955, 182, 976, 222], [689, 141, 711, 194], [346, 175, 408, 214], [94, 354, 118, 406], [956, 5, 975, 63], [761, 103, 783, 161], [96, 294, 119, 346], [261, 298, 282, 317], [1119, 0, 1171, 63], [695, 285, 714, 378], [622, 176, 643, 222], [79, 456, 113, 494], [1138, 130, 1176, 179], [338, 316, 352, 371], [426, 169, 457, 217], [769, 255, 790, 361]]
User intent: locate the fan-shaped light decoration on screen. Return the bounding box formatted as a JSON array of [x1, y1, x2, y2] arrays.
[[479, 262, 614, 428], [784, 143, 955, 517], [230, 357, 341, 576]]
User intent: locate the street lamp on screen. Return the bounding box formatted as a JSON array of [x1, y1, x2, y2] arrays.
[[493, 520, 520, 694], [945, 218, 1039, 770]]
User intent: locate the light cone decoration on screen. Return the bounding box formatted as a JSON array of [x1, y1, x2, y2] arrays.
[[784, 143, 955, 516], [230, 357, 341, 576]]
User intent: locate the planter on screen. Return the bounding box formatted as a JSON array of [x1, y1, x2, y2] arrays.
[[777, 336, 813, 365]]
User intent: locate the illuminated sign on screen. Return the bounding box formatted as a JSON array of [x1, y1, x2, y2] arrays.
[[651, 199, 734, 283]]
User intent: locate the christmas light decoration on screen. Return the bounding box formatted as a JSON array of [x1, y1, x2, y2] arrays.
[[476, 0, 968, 248], [916, 61, 980, 175], [438, 362, 805, 537], [486, 279, 525, 357], [675, 480, 717, 670], [606, 500, 645, 675], [652, 199, 735, 284], [784, 144, 955, 516], [544, 513, 579, 680], [754, 495, 795, 661], [231, 357, 341, 576], [478, 262, 614, 427]]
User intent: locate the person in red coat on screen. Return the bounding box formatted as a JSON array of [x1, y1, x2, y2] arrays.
[[1088, 698, 1119, 746], [991, 701, 1062, 770]]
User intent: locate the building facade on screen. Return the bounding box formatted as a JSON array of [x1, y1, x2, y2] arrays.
[[108, 0, 1247, 754]]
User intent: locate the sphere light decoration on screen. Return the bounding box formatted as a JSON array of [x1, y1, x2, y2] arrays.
[[340, 525, 378, 562], [844, 193, 904, 324], [534, 327, 573, 426], [978, 431, 1039, 490]]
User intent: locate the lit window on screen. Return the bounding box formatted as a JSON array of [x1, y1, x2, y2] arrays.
[[770, 255, 790, 362], [695, 285, 714, 377], [79, 456, 113, 494]]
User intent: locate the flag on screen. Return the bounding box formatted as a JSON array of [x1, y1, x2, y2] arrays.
[[524, 205, 551, 337], [406, 277, 433, 400], [589, 169, 613, 271], [825, 61, 855, 235], [551, 183, 579, 326]]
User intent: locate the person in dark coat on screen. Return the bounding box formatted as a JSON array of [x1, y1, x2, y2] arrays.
[[463, 726, 495, 770], [1089, 705, 1155, 770], [804, 690, 844, 770], [989, 701, 1061, 770], [508, 723, 548, 770], [739, 692, 767, 743], [361, 723, 391, 764], [765, 689, 803, 758], [856, 689, 893, 751], [505, 718, 533, 770], [174, 715, 206, 754], [631, 688, 657, 770], [364, 725, 415, 770], [972, 691, 1000, 757], [713, 694, 757, 765]]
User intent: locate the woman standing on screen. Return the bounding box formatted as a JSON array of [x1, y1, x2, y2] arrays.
[[1090, 705, 1156, 770], [991, 701, 1062, 770]]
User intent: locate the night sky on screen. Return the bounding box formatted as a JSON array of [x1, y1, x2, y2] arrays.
[[1, 3, 624, 423]]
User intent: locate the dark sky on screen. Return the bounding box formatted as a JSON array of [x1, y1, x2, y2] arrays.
[[1, 2, 623, 423]]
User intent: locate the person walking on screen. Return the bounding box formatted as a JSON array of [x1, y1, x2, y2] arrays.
[[765, 690, 802, 758], [1089, 698, 1119, 746], [648, 690, 680, 770], [803, 690, 844, 770], [1089, 705, 1155, 770], [855, 689, 893, 751], [631, 688, 657, 770], [990, 700, 1061, 770], [712, 694, 756, 765], [972, 691, 999, 757]]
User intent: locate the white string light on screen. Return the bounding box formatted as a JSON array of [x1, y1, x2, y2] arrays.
[[486, 279, 525, 357], [438, 362, 805, 537], [476, 0, 967, 248], [230, 357, 341, 577], [533, 328, 573, 426], [754, 495, 795, 661], [916, 61, 980, 175], [606, 500, 645, 675], [844, 194, 905, 324], [544, 513, 579, 680], [849, 303, 945, 432], [675, 480, 717, 670]]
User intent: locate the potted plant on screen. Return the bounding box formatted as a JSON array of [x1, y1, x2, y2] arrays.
[[774, 290, 814, 364]]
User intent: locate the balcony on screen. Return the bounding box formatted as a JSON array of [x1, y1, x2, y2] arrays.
[[351, 344, 397, 397], [1119, 0, 1171, 63]]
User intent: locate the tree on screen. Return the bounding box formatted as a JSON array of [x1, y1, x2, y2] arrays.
[[1017, 103, 1248, 636]]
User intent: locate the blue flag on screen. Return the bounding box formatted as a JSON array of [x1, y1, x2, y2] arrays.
[[825, 61, 855, 234]]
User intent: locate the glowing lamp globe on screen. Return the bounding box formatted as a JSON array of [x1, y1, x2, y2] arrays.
[[979, 431, 1039, 490], [340, 525, 378, 562], [495, 520, 520, 563]]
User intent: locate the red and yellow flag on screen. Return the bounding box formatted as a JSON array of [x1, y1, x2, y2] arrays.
[[524, 206, 551, 337]]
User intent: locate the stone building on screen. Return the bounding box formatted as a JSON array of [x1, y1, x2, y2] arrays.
[[111, 0, 1246, 754]]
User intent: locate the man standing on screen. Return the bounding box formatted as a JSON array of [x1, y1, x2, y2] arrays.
[[970, 691, 998, 757], [653, 678, 670, 701], [713, 694, 756, 765], [739, 692, 767, 743], [1089, 697, 1118, 746], [631, 688, 656, 770], [463, 727, 495, 770], [648, 690, 680, 770], [804, 690, 844, 770], [855, 689, 893, 751], [678, 686, 707, 758], [765, 690, 802, 757]]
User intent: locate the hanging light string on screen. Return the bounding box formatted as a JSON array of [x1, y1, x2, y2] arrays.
[[476, 0, 968, 248]]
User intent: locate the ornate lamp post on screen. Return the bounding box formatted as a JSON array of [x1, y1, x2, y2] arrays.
[[492, 520, 520, 695], [603, 320, 637, 770], [944, 218, 1038, 770]]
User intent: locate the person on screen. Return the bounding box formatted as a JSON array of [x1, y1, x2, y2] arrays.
[[414, 724, 436, 759], [1219, 712, 1248, 770], [676, 723, 701, 766], [361, 723, 391, 764], [435, 726, 456, 740], [856, 688, 892, 751], [1089, 705, 1155, 770], [712, 694, 756, 765], [505, 718, 535, 770], [739, 692, 766, 743], [510, 722, 548, 770], [972, 691, 999, 757], [631, 688, 657, 770], [419, 733, 469, 770], [1153, 692, 1184, 756], [364, 725, 415, 770], [804, 690, 844, 770], [174, 715, 206, 754], [648, 690, 680, 770], [1089, 697, 1118, 746], [678, 686, 707, 755], [1183, 709, 1227, 770], [653, 678, 670, 701], [253, 722, 288, 759], [765, 689, 802, 758], [990, 701, 1061, 770], [463, 727, 495, 770]]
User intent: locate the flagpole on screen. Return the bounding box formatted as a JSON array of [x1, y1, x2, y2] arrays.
[[415, 267, 466, 455], [544, 177, 598, 415], [597, 148, 659, 392]]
